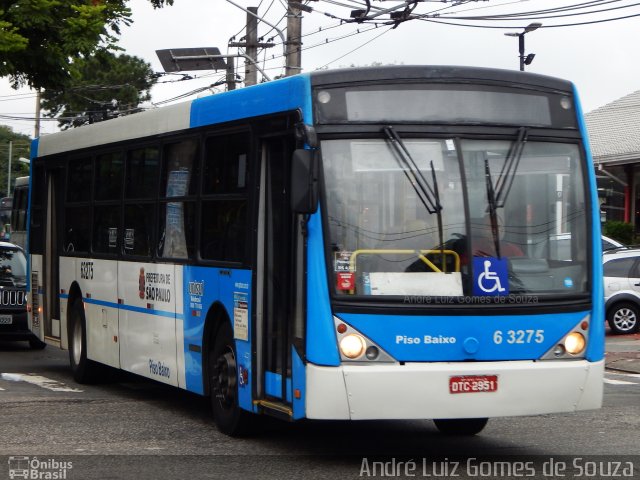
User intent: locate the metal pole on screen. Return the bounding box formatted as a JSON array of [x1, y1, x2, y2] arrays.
[[518, 34, 525, 71], [285, 0, 302, 77], [245, 7, 258, 86], [226, 56, 236, 91], [7, 141, 12, 197], [35, 90, 42, 138]]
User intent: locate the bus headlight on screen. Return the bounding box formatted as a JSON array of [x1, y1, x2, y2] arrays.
[[564, 332, 586, 355], [339, 334, 366, 359]]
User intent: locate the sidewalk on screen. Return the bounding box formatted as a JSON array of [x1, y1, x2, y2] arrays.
[[604, 332, 640, 374]]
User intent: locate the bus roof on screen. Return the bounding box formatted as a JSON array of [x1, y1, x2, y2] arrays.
[[33, 65, 575, 158]]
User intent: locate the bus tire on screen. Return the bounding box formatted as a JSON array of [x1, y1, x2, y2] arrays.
[[68, 300, 100, 383], [209, 322, 252, 436], [433, 418, 488, 435]]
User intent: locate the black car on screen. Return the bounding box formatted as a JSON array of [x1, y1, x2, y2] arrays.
[[0, 242, 45, 349]]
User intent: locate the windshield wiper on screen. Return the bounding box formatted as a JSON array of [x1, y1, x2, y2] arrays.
[[383, 126, 441, 214], [483, 127, 529, 258], [484, 156, 501, 258], [494, 126, 529, 207], [383, 126, 446, 268]]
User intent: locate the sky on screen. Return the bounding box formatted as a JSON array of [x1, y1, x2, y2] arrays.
[[1, 0, 640, 138]]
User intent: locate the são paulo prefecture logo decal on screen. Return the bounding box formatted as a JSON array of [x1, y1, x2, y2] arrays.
[[472, 257, 509, 296], [139, 267, 145, 299]]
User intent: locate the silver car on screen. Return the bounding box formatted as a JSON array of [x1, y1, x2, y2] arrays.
[[603, 248, 640, 334]]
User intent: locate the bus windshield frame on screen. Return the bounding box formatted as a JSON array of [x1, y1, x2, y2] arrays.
[[320, 129, 591, 305]]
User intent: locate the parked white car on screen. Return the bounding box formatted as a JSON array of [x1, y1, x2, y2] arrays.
[[603, 248, 640, 334]]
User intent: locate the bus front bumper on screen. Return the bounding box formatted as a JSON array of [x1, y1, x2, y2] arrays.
[[305, 359, 604, 420]]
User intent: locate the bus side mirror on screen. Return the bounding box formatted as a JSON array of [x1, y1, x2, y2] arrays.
[[291, 149, 318, 214]]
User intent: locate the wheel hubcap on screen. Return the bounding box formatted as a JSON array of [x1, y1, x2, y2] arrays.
[[213, 347, 237, 408], [613, 308, 637, 332], [72, 320, 82, 365]]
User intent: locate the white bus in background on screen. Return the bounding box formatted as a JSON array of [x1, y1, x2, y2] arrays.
[[10, 176, 29, 250]]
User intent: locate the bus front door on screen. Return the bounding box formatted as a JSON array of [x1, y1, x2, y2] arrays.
[[258, 134, 305, 418], [43, 169, 62, 342]]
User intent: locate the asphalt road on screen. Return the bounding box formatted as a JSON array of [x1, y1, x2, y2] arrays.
[[0, 333, 638, 480]]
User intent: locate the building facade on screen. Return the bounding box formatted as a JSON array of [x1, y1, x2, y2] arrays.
[[585, 90, 640, 230]]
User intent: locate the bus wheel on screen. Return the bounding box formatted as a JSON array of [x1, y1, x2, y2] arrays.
[[433, 418, 488, 435], [68, 300, 100, 383], [209, 322, 252, 436]]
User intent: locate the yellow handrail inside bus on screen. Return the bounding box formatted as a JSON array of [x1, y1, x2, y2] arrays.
[[349, 249, 460, 273]]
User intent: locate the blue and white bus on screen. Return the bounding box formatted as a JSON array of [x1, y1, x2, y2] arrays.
[[27, 66, 603, 436]]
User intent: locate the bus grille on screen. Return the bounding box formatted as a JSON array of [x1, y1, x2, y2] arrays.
[[0, 290, 26, 307]]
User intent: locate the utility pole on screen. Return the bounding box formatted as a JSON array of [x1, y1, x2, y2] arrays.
[[285, 1, 302, 77], [34, 90, 41, 138], [245, 7, 258, 86], [7, 141, 12, 197], [226, 56, 236, 91], [228, 7, 276, 87]]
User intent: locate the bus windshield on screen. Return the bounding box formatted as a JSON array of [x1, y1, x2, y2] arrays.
[[322, 136, 588, 299]]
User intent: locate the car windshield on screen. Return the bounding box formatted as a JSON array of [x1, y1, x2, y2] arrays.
[[322, 136, 588, 300], [0, 248, 27, 285]]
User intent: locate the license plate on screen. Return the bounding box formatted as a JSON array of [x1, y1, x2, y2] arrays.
[[449, 375, 498, 394], [0, 314, 12, 325]]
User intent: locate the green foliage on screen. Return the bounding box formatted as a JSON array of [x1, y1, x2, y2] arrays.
[[0, 126, 32, 197], [41, 50, 157, 129], [603, 221, 634, 245], [0, 0, 174, 91]]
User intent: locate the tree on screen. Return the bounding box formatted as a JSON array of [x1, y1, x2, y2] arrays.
[[41, 51, 158, 129], [0, 126, 31, 198], [0, 0, 174, 91]]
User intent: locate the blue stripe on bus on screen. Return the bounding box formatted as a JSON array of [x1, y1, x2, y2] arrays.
[[58, 294, 183, 320], [189, 74, 313, 128], [573, 83, 605, 363]]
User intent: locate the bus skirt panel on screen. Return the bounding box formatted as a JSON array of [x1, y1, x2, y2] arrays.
[[305, 359, 604, 420]]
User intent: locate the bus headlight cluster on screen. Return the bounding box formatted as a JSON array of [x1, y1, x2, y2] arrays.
[[541, 316, 590, 360], [334, 316, 395, 363]]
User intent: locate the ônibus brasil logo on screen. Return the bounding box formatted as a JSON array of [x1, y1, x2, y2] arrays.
[[8, 456, 73, 479]]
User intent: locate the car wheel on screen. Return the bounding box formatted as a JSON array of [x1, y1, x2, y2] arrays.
[[28, 336, 47, 350], [608, 301, 640, 334], [209, 321, 253, 436], [433, 418, 489, 435]]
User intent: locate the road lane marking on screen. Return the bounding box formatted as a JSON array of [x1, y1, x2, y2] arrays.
[[604, 377, 636, 385], [607, 371, 640, 378], [0, 373, 83, 392]]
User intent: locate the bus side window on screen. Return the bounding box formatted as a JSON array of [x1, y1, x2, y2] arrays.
[[201, 132, 250, 263], [158, 139, 198, 259]]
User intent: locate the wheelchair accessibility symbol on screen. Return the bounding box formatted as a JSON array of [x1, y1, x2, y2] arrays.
[[472, 257, 509, 296]]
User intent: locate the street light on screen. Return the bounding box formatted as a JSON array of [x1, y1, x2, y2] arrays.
[[504, 22, 542, 71], [7, 157, 30, 197]]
